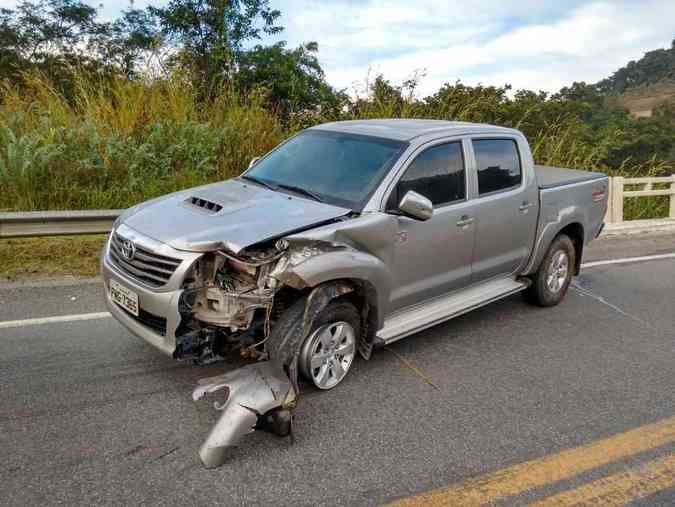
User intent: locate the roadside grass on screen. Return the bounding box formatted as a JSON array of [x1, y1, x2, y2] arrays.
[[0, 235, 106, 281], [623, 196, 670, 220], [0, 72, 284, 211]]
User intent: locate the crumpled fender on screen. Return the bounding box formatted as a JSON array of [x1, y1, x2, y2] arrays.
[[271, 239, 390, 331]]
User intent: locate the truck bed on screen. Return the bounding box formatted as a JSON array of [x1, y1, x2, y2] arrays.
[[535, 165, 606, 190]]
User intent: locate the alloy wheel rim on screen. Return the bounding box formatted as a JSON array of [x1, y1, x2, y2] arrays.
[[546, 250, 569, 293], [304, 321, 356, 389]]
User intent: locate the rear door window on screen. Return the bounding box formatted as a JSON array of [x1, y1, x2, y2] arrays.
[[389, 142, 465, 208], [473, 139, 522, 195]]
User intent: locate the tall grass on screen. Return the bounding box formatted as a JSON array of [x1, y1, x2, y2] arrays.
[[0, 71, 672, 220], [0, 71, 284, 210]]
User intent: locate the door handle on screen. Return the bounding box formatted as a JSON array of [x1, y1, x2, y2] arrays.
[[519, 202, 534, 212], [456, 215, 474, 227]]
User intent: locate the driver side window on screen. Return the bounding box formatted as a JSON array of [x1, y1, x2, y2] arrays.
[[387, 141, 466, 210]]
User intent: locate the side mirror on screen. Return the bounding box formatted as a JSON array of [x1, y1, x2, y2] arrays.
[[248, 156, 261, 168], [398, 190, 433, 221]]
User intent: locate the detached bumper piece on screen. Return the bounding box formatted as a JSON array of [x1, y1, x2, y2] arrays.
[[192, 361, 296, 468]]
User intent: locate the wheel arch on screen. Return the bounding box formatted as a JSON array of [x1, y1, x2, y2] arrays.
[[300, 277, 380, 361], [557, 222, 584, 275], [524, 220, 586, 276]]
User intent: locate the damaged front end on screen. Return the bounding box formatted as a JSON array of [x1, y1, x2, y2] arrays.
[[174, 240, 289, 365], [178, 237, 356, 468]]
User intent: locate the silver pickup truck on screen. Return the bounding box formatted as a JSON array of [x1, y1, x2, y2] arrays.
[[101, 119, 608, 467]]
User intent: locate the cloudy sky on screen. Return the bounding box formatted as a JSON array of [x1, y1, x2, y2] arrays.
[[4, 0, 675, 95]]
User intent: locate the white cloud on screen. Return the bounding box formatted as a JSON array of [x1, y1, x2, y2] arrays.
[[276, 0, 675, 95]]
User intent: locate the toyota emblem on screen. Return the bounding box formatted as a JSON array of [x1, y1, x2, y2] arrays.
[[120, 239, 136, 261]]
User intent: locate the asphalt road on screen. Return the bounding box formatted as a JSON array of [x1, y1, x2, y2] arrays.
[[1, 232, 674, 506]]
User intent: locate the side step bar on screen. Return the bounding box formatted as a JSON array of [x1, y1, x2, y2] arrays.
[[376, 278, 528, 345]]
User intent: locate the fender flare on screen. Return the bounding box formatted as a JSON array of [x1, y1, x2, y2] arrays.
[[523, 218, 585, 275]]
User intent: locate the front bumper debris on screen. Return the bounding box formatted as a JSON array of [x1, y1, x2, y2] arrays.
[[193, 361, 296, 468]]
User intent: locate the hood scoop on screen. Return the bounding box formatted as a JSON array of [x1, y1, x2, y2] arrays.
[[186, 196, 223, 214]]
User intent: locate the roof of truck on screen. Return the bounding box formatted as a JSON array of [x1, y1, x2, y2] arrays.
[[310, 119, 519, 141]]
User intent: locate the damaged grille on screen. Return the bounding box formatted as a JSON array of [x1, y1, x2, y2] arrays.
[[120, 306, 168, 336], [186, 196, 223, 214], [109, 233, 182, 287]]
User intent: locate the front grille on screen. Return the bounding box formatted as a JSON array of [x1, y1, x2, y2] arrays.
[[109, 233, 182, 288], [120, 306, 167, 336]]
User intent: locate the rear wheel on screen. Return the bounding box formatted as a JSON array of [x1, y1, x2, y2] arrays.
[[524, 234, 575, 307], [299, 301, 359, 390]]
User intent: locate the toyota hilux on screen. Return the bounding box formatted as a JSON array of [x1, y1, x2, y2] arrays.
[[102, 119, 608, 467]]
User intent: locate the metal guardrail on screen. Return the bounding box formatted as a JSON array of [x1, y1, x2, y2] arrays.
[[0, 175, 674, 238], [0, 210, 121, 238]]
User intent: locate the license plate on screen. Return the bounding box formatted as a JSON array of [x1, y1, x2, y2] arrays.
[[109, 279, 139, 317]]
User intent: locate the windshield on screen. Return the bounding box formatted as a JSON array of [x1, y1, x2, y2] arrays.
[[244, 130, 408, 210]]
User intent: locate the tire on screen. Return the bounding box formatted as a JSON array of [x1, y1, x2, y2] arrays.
[[298, 301, 360, 390], [524, 234, 576, 307]]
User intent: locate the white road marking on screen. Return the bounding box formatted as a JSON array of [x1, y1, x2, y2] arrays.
[[581, 253, 675, 269], [0, 312, 111, 329]]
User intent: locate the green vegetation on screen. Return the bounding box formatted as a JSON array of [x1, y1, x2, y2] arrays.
[[598, 40, 675, 93], [0, 235, 106, 280], [0, 73, 284, 210], [0, 0, 673, 221]]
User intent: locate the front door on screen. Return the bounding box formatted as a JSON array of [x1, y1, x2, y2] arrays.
[[387, 140, 476, 312]]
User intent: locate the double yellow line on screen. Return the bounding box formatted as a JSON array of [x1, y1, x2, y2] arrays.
[[390, 415, 675, 506]]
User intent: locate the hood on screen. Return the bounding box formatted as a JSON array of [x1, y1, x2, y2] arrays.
[[122, 179, 351, 254]]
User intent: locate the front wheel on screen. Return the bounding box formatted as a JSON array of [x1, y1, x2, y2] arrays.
[[299, 301, 360, 390], [524, 234, 576, 307]]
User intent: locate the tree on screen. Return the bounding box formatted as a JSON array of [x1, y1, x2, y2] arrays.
[[236, 41, 341, 117], [93, 9, 162, 78], [149, 0, 283, 84], [0, 0, 158, 86], [597, 39, 675, 94]]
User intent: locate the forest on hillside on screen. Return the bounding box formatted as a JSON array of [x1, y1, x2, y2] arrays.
[[0, 0, 674, 219]]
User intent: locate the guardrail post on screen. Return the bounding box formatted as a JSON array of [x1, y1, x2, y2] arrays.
[[670, 180, 675, 219], [605, 177, 614, 223], [612, 176, 624, 224]]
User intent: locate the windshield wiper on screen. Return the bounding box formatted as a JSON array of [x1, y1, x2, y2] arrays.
[[276, 184, 324, 203], [240, 175, 278, 191]]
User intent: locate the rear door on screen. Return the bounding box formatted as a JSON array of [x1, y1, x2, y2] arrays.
[[386, 139, 477, 312], [469, 137, 539, 282]]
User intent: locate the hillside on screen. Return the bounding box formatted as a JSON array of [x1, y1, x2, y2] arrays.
[[597, 39, 675, 93], [594, 38, 675, 117], [615, 79, 675, 118]]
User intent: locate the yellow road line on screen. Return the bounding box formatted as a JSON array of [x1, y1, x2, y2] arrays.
[[385, 347, 439, 390], [389, 415, 675, 507], [533, 452, 675, 506]]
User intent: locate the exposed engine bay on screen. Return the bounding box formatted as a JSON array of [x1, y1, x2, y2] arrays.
[[174, 239, 293, 366]]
